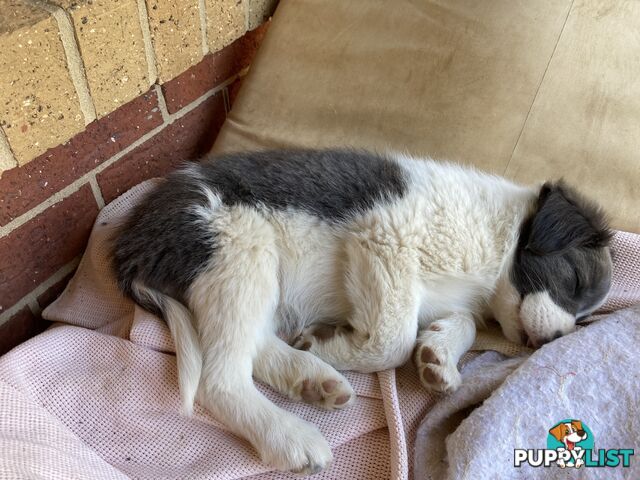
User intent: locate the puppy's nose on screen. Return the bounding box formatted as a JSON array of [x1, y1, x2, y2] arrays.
[[577, 429, 586, 437], [530, 330, 564, 348]]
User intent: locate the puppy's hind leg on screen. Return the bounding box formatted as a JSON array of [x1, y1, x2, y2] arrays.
[[295, 235, 420, 372], [254, 335, 355, 410], [190, 208, 332, 475]]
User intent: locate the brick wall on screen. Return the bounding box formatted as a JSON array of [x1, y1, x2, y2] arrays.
[[0, 0, 274, 354]]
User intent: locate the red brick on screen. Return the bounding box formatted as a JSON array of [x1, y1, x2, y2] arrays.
[[37, 271, 75, 309], [97, 93, 226, 203], [0, 307, 49, 356], [0, 90, 162, 226], [161, 22, 270, 113], [0, 185, 99, 312]]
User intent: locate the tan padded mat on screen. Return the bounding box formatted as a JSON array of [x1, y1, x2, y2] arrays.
[[213, 0, 640, 233]]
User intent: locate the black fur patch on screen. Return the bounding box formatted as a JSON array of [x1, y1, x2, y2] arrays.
[[511, 181, 613, 315], [113, 149, 408, 308], [113, 174, 217, 312], [196, 149, 407, 219]]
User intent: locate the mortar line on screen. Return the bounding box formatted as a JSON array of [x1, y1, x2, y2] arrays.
[[0, 78, 236, 238], [154, 84, 171, 123], [244, 0, 250, 32], [0, 257, 81, 325], [198, 0, 210, 56], [136, 0, 159, 85], [0, 126, 18, 174], [28, 0, 97, 125], [0, 121, 165, 238], [163, 74, 239, 123], [89, 175, 106, 208]]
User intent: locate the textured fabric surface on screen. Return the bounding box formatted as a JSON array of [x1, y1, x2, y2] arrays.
[[414, 352, 523, 480], [602, 232, 640, 312], [415, 306, 640, 479], [0, 379, 129, 480]]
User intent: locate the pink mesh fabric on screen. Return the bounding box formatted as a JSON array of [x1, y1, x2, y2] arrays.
[[0, 327, 388, 480], [0, 379, 128, 480], [602, 231, 640, 312], [1, 179, 639, 480]]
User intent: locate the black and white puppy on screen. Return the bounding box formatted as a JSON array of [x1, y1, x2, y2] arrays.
[[112, 149, 612, 475]]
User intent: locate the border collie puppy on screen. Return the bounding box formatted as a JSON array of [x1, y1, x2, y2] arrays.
[[113, 149, 612, 475]]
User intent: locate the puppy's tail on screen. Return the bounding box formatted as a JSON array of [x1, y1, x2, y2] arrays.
[[131, 281, 202, 415]]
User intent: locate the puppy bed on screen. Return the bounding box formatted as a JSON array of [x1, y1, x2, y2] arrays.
[[1, 179, 638, 479]]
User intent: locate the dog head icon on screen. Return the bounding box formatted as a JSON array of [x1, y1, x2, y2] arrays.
[[549, 420, 588, 450]]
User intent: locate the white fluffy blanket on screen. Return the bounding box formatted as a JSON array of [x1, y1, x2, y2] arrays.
[[415, 305, 640, 479]]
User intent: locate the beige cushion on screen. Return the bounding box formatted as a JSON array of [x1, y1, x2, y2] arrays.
[[213, 0, 640, 233]]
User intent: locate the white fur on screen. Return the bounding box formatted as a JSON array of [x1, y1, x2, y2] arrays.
[[520, 291, 576, 344], [132, 281, 201, 415], [415, 311, 476, 392], [169, 155, 544, 473], [489, 273, 524, 344]]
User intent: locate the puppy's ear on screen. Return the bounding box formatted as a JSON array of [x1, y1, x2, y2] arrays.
[[572, 420, 583, 431], [549, 424, 565, 441], [526, 181, 612, 255]]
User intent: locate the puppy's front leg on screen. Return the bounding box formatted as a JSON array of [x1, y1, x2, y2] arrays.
[[415, 312, 476, 393]]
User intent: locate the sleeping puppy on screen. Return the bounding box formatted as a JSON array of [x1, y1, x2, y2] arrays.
[[112, 149, 612, 475]]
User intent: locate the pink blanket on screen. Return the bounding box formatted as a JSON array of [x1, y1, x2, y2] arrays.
[[1, 179, 638, 479]]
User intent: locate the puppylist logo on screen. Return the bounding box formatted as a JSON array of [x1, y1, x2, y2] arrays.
[[514, 419, 634, 469]]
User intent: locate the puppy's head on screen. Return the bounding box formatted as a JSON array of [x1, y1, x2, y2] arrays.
[[493, 181, 613, 347]]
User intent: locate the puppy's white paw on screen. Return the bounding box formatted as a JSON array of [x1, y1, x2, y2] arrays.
[[256, 415, 332, 475], [295, 376, 355, 410], [290, 329, 355, 411], [415, 330, 462, 394]]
